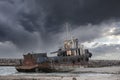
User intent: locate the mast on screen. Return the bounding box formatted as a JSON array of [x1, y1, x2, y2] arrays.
[[66, 23, 69, 40], [65, 23, 71, 40]]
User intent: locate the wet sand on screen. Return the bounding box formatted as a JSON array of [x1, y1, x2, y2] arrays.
[[72, 66, 120, 74], [0, 74, 120, 80], [0, 66, 120, 80]]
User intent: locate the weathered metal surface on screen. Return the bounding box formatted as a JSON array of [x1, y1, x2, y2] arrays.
[[15, 38, 92, 72], [16, 53, 89, 72]]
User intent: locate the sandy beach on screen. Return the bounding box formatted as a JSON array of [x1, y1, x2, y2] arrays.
[[0, 66, 120, 80], [0, 74, 119, 80]]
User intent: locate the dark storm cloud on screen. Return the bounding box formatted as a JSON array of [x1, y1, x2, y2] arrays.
[[18, 0, 120, 43], [18, 0, 120, 42], [15, 0, 120, 32], [0, 0, 120, 55], [39, 0, 120, 28], [0, 0, 44, 51]]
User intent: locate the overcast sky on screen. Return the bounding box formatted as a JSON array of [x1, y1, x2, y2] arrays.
[[0, 0, 120, 59]]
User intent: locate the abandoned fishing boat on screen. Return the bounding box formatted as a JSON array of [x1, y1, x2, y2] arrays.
[[15, 37, 92, 72]]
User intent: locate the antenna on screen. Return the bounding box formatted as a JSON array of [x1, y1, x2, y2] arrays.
[[65, 23, 71, 40], [66, 23, 69, 40], [69, 25, 72, 40]]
